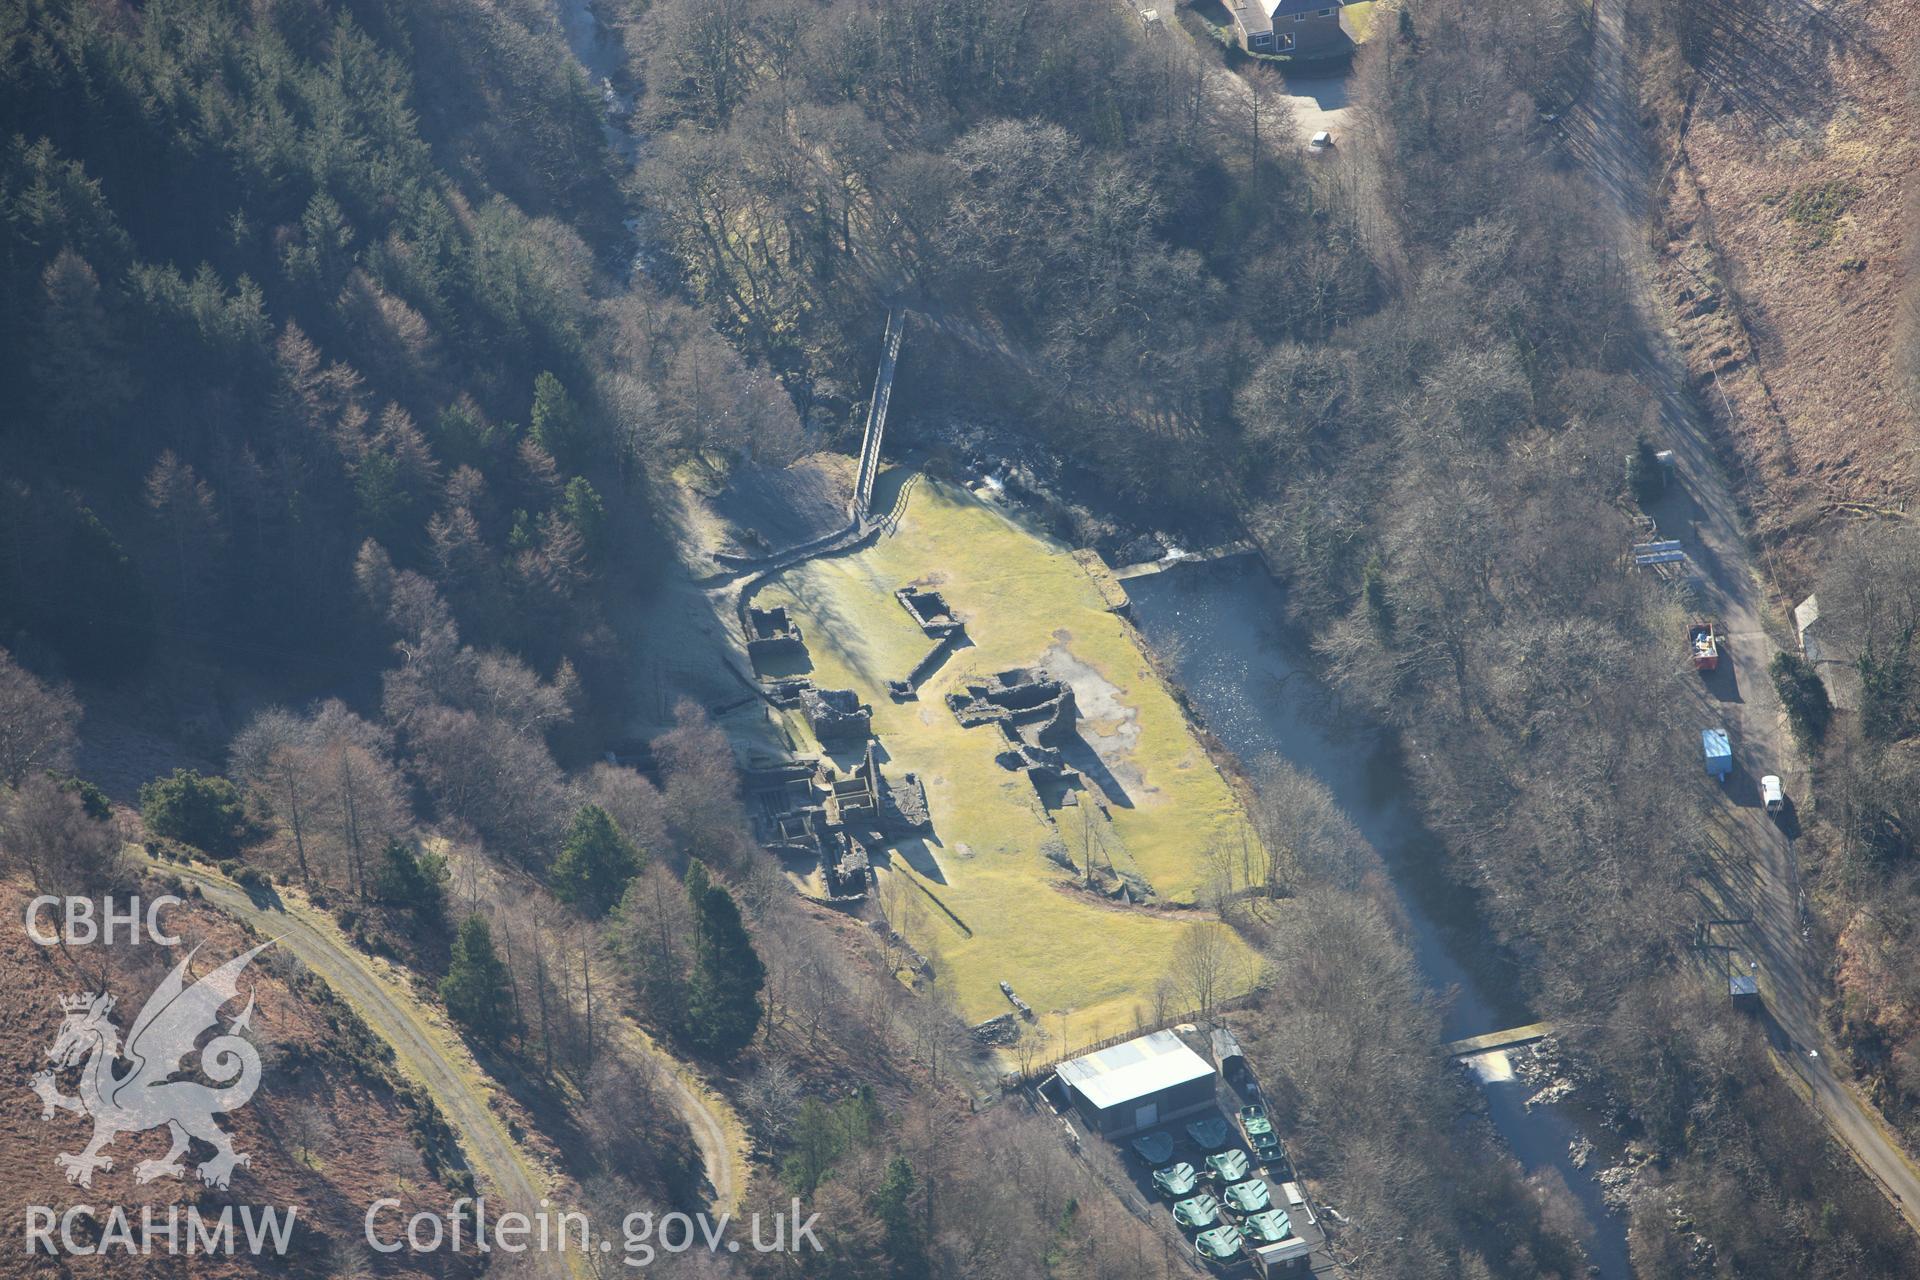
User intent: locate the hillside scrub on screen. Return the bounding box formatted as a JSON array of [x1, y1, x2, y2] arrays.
[[1628, 0, 1919, 567], [1904, 104, 1920, 421], [0, 877, 484, 1269]]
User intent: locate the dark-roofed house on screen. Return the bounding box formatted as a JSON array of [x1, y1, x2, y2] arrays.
[[1057, 1029, 1218, 1137], [1224, 0, 1354, 57]]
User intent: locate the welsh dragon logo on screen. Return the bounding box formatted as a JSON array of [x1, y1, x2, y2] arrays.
[[29, 941, 272, 1190]]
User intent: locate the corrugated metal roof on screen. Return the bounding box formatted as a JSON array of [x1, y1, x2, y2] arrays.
[[1058, 1029, 1216, 1111]]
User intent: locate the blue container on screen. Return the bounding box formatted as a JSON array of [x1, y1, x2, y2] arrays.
[[1702, 728, 1732, 780]]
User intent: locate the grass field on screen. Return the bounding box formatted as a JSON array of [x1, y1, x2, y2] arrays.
[[751, 470, 1262, 1044]]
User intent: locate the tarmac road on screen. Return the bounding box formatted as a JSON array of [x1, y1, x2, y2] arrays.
[[1571, 0, 1920, 1233]]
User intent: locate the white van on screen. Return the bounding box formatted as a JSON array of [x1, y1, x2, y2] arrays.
[[1762, 775, 1784, 814]]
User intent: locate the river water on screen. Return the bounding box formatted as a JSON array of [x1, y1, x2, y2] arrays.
[[554, 0, 661, 284], [555, 0, 631, 139], [1127, 557, 1631, 1279]]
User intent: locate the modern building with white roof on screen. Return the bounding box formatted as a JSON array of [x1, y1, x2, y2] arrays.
[[1056, 1029, 1218, 1137]]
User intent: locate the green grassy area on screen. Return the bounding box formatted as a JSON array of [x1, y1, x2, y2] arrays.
[[1768, 178, 1860, 251], [752, 470, 1263, 1042], [1344, 0, 1377, 40]]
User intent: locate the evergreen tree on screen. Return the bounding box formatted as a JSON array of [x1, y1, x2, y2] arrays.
[[562, 477, 606, 555], [374, 839, 450, 922], [441, 916, 517, 1042], [551, 803, 644, 917], [529, 371, 584, 467], [32, 251, 130, 453], [1769, 651, 1832, 746], [682, 860, 764, 1059], [872, 1156, 929, 1280], [280, 191, 356, 293], [139, 768, 247, 856], [780, 1086, 883, 1194], [784, 1099, 842, 1196], [58, 775, 113, 823]]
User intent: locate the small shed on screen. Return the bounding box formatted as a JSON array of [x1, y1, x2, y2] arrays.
[[1793, 593, 1861, 711], [1793, 595, 1825, 662], [1212, 1025, 1251, 1085], [1253, 1236, 1314, 1276], [1702, 728, 1732, 780], [1057, 1029, 1217, 1138]]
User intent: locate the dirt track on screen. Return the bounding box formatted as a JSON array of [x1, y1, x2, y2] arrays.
[[165, 861, 579, 1276], [610, 1014, 748, 1214], [1572, 0, 1920, 1234], [169, 858, 753, 1229]]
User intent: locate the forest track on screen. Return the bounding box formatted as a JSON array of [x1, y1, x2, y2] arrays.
[[607, 1014, 751, 1214], [168, 858, 752, 1222], [160, 859, 583, 1276], [1572, 0, 1920, 1234]]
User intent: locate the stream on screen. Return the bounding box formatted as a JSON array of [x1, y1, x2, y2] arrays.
[[554, 0, 659, 280], [556, 0, 633, 151], [1127, 557, 1632, 1279]]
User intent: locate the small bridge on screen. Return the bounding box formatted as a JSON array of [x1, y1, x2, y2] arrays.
[[1443, 1021, 1556, 1059], [853, 307, 907, 522]]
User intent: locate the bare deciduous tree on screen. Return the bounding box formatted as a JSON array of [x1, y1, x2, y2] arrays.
[[1, 774, 124, 894], [0, 649, 78, 786], [230, 708, 318, 885], [738, 1056, 802, 1145], [1172, 921, 1242, 1021], [285, 1100, 335, 1166]]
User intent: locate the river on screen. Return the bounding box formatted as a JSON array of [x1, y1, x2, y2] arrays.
[[554, 0, 661, 282], [1127, 556, 1631, 1279]]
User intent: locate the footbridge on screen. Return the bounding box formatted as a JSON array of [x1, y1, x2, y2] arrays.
[[1443, 1021, 1557, 1059], [853, 307, 907, 522]]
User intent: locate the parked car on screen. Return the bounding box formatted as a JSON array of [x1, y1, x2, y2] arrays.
[[1309, 131, 1335, 151], [1762, 775, 1785, 814]]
